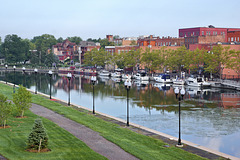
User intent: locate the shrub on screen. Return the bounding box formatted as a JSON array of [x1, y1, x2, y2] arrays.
[[0, 94, 13, 128], [13, 85, 32, 117], [27, 119, 48, 151]]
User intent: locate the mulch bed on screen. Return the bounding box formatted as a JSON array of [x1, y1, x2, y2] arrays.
[[0, 126, 11, 129], [26, 148, 51, 153]]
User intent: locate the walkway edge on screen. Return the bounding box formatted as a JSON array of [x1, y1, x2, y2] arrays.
[[3, 81, 240, 160]]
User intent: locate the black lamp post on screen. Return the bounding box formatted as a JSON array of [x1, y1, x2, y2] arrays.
[[5, 64, 8, 84], [34, 68, 38, 94], [48, 70, 53, 99], [91, 76, 97, 114], [124, 79, 132, 126], [13, 66, 16, 92], [174, 87, 185, 147], [22, 67, 26, 87], [67, 72, 72, 106]]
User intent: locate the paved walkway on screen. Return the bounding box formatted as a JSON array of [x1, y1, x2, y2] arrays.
[[30, 103, 139, 160]]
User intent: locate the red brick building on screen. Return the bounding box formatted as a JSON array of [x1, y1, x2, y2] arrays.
[[227, 31, 240, 42], [179, 25, 240, 48], [78, 41, 101, 64], [137, 35, 184, 47], [52, 39, 77, 61]]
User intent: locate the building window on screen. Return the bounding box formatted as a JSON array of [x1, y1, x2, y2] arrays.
[[202, 31, 204, 35], [216, 31, 217, 35], [118, 50, 120, 54], [235, 37, 237, 41], [166, 42, 168, 46], [238, 37, 239, 41], [193, 32, 195, 36], [228, 38, 230, 41], [221, 32, 222, 35], [161, 42, 162, 46], [231, 37, 234, 41], [223, 32, 225, 35]]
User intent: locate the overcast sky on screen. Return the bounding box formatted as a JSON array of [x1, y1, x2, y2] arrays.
[[0, 0, 240, 40]]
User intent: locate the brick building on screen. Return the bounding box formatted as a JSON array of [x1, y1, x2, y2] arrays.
[[179, 25, 240, 48], [78, 41, 101, 64], [52, 39, 77, 61], [227, 31, 240, 42]]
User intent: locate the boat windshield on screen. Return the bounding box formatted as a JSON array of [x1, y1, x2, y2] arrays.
[[140, 73, 146, 76], [197, 78, 203, 82]]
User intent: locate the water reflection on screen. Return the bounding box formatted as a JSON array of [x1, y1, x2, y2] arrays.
[[2, 71, 240, 158]]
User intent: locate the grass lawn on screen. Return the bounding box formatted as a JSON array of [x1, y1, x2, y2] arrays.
[[0, 83, 207, 160]]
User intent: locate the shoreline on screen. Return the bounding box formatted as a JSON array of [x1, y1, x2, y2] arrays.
[[2, 81, 239, 160]]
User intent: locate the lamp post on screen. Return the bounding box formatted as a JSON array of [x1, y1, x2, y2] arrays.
[[48, 70, 53, 99], [5, 64, 8, 84], [67, 72, 72, 106], [22, 67, 26, 86], [34, 68, 38, 94], [124, 79, 132, 126], [13, 66, 16, 92], [174, 87, 185, 147], [91, 76, 97, 114]]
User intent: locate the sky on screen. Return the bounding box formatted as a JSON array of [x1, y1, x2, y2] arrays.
[[0, 0, 240, 41]]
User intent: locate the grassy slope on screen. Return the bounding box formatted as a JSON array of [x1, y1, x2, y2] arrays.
[[0, 83, 207, 160]]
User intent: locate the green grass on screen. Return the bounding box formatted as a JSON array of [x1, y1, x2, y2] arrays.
[[0, 83, 207, 160], [0, 110, 106, 160]]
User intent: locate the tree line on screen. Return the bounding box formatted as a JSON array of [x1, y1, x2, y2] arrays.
[[84, 45, 240, 77], [0, 34, 118, 67]]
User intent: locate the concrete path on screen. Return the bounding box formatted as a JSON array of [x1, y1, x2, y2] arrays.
[[30, 103, 138, 160]]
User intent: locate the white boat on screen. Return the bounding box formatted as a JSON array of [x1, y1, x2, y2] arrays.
[[98, 70, 110, 77], [154, 83, 171, 91], [172, 76, 185, 85], [122, 73, 132, 79], [111, 72, 121, 78], [186, 76, 211, 87], [133, 72, 149, 81], [154, 74, 172, 83]]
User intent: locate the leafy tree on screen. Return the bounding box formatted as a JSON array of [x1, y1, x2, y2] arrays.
[[27, 118, 48, 151], [35, 34, 57, 64], [44, 53, 59, 67], [57, 37, 64, 43], [99, 39, 115, 49], [114, 52, 125, 69], [124, 49, 141, 71], [13, 85, 32, 118], [0, 94, 13, 128], [113, 35, 120, 39], [228, 50, 240, 76], [84, 48, 95, 66], [1, 34, 29, 63], [84, 48, 109, 67], [130, 40, 137, 45], [204, 45, 232, 78], [67, 36, 82, 45]]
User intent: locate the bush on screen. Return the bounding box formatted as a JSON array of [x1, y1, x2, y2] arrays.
[[27, 119, 48, 150], [13, 85, 32, 117], [0, 94, 13, 128]]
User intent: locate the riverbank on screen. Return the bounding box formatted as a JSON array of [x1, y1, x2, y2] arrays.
[[1, 82, 238, 159], [0, 82, 213, 160]]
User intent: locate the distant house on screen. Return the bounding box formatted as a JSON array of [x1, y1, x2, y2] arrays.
[[78, 41, 101, 64], [52, 39, 77, 61]]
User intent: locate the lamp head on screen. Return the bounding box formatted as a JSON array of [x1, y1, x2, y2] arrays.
[[48, 70, 53, 75], [5, 64, 8, 68], [91, 76, 96, 84], [34, 68, 38, 73], [67, 73, 72, 80], [174, 87, 179, 99], [180, 88, 185, 99], [13, 66, 16, 69], [124, 80, 132, 89]]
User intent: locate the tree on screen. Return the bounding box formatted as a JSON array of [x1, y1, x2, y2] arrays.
[[84, 48, 109, 67], [27, 118, 48, 151], [13, 85, 32, 118], [130, 40, 137, 46], [67, 36, 82, 45], [57, 37, 64, 43], [204, 45, 232, 78], [1, 34, 29, 63], [99, 39, 115, 49], [35, 34, 57, 64], [228, 50, 240, 77], [0, 94, 13, 128], [124, 49, 141, 71], [44, 53, 59, 67]]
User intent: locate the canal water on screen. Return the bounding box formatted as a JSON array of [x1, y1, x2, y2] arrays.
[[2, 71, 240, 158]]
